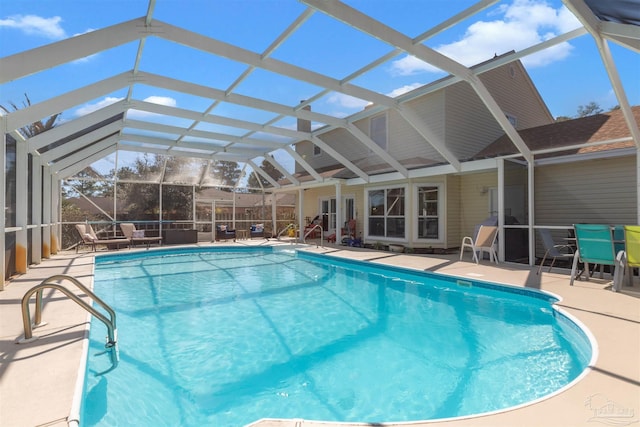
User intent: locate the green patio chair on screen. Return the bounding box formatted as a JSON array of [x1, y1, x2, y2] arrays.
[[570, 224, 624, 290]]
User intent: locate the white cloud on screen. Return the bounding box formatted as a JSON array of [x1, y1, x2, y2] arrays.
[[71, 28, 98, 63], [386, 83, 424, 98], [75, 95, 177, 119], [327, 93, 370, 110], [391, 0, 582, 75], [74, 97, 124, 117], [143, 96, 177, 107], [127, 96, 178, 118], [0, 14, 66, 39]]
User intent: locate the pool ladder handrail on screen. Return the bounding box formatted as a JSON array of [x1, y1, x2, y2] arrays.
[[276, 223, 296, 241], [18, 274, 117, 350], [302, 223, 324, 247]]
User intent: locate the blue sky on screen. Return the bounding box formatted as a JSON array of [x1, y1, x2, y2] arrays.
[[1, 0, 638, 137]]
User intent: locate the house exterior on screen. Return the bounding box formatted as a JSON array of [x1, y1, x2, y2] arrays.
[[475, 106, 639, 260], [290, 57, 638, 264], [292, 56, 555, 254]]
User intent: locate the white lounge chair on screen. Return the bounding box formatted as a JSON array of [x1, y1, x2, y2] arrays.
[[460, 225, 499, 264]]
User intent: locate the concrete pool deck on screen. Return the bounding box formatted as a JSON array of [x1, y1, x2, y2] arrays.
[[1, 241, 638, 427]]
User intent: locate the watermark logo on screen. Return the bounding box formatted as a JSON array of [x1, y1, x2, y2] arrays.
[[585, 393, 638, 426]]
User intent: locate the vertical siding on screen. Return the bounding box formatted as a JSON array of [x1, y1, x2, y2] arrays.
[[313, 128, 371, 170], [399, 92, 447, 163], [458, 171, 498, 239], [294, 140, 314, 174], [535, 156, 637, 226], [444, 83, 504, 160], [478, 62, 553, 129]]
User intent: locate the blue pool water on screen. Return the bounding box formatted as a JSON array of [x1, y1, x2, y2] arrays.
[[80, 247, 592, 426]]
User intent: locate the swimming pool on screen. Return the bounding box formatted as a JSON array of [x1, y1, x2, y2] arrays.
[[79, 246, 592, 426]]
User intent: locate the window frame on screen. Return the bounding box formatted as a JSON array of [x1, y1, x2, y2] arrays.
[[413, 183, 444, 243], [365, 184, 407, 241]]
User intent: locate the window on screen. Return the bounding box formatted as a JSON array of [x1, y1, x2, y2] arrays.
[[370, 114, 387, 150], [344, 197, 355, 221], [416, 185, 442, 240], [367, 186, 405, 239], [313, 144, 321, 156]]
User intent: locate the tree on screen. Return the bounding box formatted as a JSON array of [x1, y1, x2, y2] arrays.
[[115, 154, 195, 220], [247, 158, 284, 191], [577, 102, 603, 118], [62, 168, 111, 198], [1, 93, 60, 138], [210, 160, 241, 190]]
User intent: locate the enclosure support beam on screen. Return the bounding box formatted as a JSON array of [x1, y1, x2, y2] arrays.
[[51, 179, 61, 254], [42, 166, 52, 259], [159, 184, 164, 236], [497, 159, 505, 263], [271, 195, 277, 239], [298, 189, 304, 242], [15, 138, 28, 274], [0, 130, 6, 288], [335, 182, 342, 244], [31, 155, 42, 265], [528, 161, 535, 267]]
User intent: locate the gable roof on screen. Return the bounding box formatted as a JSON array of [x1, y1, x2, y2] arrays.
[[473, 106, 640, 160]]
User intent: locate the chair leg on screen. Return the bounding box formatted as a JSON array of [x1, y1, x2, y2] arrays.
[[537, 250, 550, 275], [472, 247, 479, 264], [569, 250, 580, 286], [612, 251, 625, 292]]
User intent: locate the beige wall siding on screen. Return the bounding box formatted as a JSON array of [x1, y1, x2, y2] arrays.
[[535, 156, 637, 226], [401, 91, 447, 163], [313, 128, 371, 170], [458, 171, 498, 239], [478, 62, 553, 129], [294, 140, 314, 174], [444, 83, 504, 160]]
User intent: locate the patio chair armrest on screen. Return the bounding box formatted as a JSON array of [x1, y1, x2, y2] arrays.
[[461, 236, 474, 245], [553, 244, 575, 253]]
